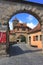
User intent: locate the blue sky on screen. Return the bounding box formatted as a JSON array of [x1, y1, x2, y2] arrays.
[[25, 0, 43, 4], [9, 13, 38, 30]]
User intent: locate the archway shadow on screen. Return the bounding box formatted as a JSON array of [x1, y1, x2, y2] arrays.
[[8, 45, 42, 57]]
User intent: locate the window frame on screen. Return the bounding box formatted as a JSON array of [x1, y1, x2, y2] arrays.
[[22, 28, 26, 31], [17, 28, 19, 31], [40, 35, 42, 41], [35, 35, 38, 41]]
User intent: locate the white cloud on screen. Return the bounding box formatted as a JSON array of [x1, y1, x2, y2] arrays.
[[27, 22, 36, 29], [9, 22, 13, 30], [19, 20, 23, 23], [26, 15, 34, 21]]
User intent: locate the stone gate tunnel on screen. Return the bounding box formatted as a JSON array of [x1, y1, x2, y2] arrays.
[[0, 1, 43, 55]]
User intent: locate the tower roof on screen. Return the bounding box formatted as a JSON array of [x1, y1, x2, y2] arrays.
[[13, 17, 19, 22], [14, 23, 31, 30]]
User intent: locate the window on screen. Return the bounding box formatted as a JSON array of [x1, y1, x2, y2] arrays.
[[22, 28, 26, 31], [29, 36, 31, 44], [21, 24, 23, 26], [33, 36, 36, 41], [17, 28, 19, 31], [40, 35, 42, 41], [36, 35, 38, 41], [29, 36, 31, 41]]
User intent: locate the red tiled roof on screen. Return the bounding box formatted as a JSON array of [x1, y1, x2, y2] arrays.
[[14, 23, 28, 27], [14, 23, 31, 30], [28, 23, 41, 34], [10, 23, 32, 33]]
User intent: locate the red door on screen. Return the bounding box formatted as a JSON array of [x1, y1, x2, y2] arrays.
[[0, 32, 6, 43]]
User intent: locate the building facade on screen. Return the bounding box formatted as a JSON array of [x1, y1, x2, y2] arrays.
[[9, 19, 31, 43], [9, 18, 42, 49], [28, 23, 42, 49]]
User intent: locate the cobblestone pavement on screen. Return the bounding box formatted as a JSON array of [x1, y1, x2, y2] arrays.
[[0, 43, 43, 65]]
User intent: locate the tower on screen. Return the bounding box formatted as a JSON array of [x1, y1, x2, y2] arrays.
[[13, 18, 19, 29]]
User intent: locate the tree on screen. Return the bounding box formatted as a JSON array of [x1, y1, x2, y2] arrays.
[[19, 35, 26, 43]]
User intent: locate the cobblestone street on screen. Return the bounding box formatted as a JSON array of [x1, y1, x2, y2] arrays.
[[0, 43, 43, 65]]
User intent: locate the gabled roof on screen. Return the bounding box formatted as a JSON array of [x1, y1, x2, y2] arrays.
[[28, 23, 41, 34], [14, 23, 31, 29], [10, 23, 32, 33], [14, 23, 27, 27]]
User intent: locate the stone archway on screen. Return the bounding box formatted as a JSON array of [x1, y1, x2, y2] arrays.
[[0, 1, 43, 54], [17, 35, 26, 43]]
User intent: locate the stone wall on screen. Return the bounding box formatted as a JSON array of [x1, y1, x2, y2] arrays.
[[0, 1, 43, 55]]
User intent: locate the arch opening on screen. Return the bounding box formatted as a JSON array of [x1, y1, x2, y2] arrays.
[[9, 12, 39, 30], [8, 10, 42, 49], [17, 35, 26, 43], [9, 10, 41, 24]]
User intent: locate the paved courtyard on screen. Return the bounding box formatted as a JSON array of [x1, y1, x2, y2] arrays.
[[0, 43, 43, 65]]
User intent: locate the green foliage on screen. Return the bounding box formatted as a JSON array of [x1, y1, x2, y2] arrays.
[[21, 36, 26, 43]]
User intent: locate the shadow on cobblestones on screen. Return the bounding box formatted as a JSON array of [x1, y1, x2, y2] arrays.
[[8, 45, 42, 57]]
